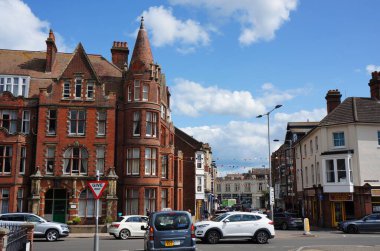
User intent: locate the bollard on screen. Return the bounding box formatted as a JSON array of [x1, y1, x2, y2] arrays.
[[303, 218, 311, 235]]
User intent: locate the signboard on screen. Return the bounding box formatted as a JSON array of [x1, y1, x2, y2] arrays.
[[329, 193, 353, 201], [371, 189, 380, 197], [269, 187, 274, 205], [88, 181, 108, 199]]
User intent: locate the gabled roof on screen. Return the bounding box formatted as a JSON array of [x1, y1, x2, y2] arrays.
[[319, 97, 380, 126], [174, 127, 203, 150]]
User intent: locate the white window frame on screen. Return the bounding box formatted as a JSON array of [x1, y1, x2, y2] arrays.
[[0, 76, 30, 97], [145, 112, 157, 137], [0, 188, 9, 213], [46, 146, 55, 174], [21, 110, 30, 134], [126, 188, 139, 215], [134, 80, 140, 101], [69, 110, 86, 135], [142, 84, 149, 101], [197, 176, 203, 192], [144, 148, 157, 176], [19, 146, 26, 174], [333, 132, 345, 148], [97, 110, 106, 136], [47, 109, 57, 135], [127, 148, 140, 175], [86, 81, 95, 99], [323, 157, 352, 184], [17, 188, 23, 212], [133, 111, 141, 136], [0, 146, 12, 175], [0, 110, 17, 134], [75, 78, 82, 99], [96, 146, 105, 174], [127, 86, 132, 102]]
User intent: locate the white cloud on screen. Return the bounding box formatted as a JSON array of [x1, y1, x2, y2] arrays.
[[366, 64, 380, 75], [140, 6, 210, 50], [171, 78, 308, 118], [274, 108, 326, 123], [0, 0, 70, 52], [169, 0, 298, 45]]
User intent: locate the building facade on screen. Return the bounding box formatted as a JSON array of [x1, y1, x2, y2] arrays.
[[292, 75, 380, 227], [215, 168, 269, 210], [0, 19, 183, 223]]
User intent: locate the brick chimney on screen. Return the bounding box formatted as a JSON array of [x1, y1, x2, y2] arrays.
[[45, 29, 57, 73], [111, 41, 129, 70], [325, 89, 342, 114], [369, 71, 380, 100]]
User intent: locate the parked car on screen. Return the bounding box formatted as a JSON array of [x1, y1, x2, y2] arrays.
[[194, 212, 275, 244], [0, 212, 69, 241], [108, 215, 148, 240], [338, 213, 380, 234], [141, 210, 196, 251], [273, 212, 303, 230]]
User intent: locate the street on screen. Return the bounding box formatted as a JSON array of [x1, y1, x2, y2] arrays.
[[34, 230, 380, 251]]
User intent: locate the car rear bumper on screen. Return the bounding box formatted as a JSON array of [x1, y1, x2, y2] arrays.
[[146, 239, 196, 251], [108, 228, 120, 235]]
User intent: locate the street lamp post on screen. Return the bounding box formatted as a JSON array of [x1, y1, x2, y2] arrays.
[[257, 104, 282, 220]]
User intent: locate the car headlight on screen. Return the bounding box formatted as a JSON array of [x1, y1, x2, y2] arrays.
[[61, 225, 68, 229], [196, 224, 210, 228]]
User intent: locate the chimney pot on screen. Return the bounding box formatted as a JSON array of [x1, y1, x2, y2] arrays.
[[111, 41, 129, 70], [45, 29, 57, 72], [369, 71, 380, 100], [325, 89, 342, 114]]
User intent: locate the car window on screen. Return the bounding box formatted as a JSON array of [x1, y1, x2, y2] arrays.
[[141, 217, 148, 222], [0, 215, 9, 221], [212, 213, 229, 222], [10, 215, 25, 221], [241, 214, 257, 221], [227, 214, 241, 222], [126, 217, 140, 222], [154, 213, 190, 231], [366, 215, 378, 221], [115, 217, 125, 222], [285, 213, 298, 218], [26, 215, 41, 223]]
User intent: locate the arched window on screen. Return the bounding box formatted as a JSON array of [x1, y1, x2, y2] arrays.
[[79, 189, 95, 217], [63, 147, 88, 175]]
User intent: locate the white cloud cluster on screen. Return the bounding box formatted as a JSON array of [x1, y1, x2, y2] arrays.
[[275, 108, 326, 123], [0, 0, 70, 52], [366, 64, 380, 75], [169, 0, 298, 45], [140, 6, 210, 51], [171, 78, 307, 118]]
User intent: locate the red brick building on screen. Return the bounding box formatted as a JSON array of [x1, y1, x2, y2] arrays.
[[0, 19, 182, 223]]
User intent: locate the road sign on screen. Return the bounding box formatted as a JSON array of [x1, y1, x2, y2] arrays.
[[269, 187, 274, 205], [88, 181, 108, 199]]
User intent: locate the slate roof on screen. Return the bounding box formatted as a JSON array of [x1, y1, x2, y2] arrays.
[[319, 97, 380, 126], [0, 49, 122, 97], [174, 127, 203, 150]]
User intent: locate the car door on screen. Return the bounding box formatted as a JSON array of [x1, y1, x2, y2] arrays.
[[136, 216, 148, 237], [125, 217, 141, 236], [26, 214, 44, 234], [240, 214, 259, 236], [222, 214, 243, 237]]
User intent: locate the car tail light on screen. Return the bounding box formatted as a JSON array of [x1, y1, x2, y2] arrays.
[[149, 226, 154, 241], [268, 221, 274, 225], [191, 224, 195, 238], [112, 224, 120, 228]]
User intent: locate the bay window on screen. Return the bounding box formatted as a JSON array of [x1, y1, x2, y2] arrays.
[[324, 157, 352, 184], [0, 76, 29, 97], [127, 148, 140, 175], [145, 112, 157, 137], [145, 148, 156, 175], [133, 111, 140, 136]]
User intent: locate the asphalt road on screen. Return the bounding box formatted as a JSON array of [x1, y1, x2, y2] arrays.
[[34, 230, 380, 251]]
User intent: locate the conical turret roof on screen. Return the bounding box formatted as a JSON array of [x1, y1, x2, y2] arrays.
[[129, 17, 153, 71]]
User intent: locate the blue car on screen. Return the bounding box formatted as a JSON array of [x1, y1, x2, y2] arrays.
[[142, 210, 196, 251], [338, 213, 380, 234]]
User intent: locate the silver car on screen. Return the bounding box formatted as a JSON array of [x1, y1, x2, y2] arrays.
[[0, 213, 69, 241]]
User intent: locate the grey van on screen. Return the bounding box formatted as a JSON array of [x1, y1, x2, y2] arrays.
[[142, 211, 196, 251]]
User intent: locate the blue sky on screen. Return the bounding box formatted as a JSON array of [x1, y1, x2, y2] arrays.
[[1, 0, 379, 176]]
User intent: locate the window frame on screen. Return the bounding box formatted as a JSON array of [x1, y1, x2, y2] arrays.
[[74, 78, 82, 99], [0, 76, 29, 97], [145, 112, 157, 137], [0, 146, 12, 175], [142, 84, 149, 101], [144, 188, 156, 212], [96, 146, 105, 175], [126, 148, 140, 175], [133, 111, 141, 136], [126, 188, 139, 215], [333, 132, 345, 148], [16, 188, 23, 212], [0, 188, 9, 213], [97, 110, 106, 136], [86, 81, 95, 100], [79, 189, 95, 217], [134, 80, 140, 101], [63, 147, 88, 175], [161, 155, 168, 179], [21, 110, 30, 134], [144, 148, 157, 176], [19, 146, 26, 174], [324, 157, 352, 184], [47, 109, 57, 135], [0, 110, 17, 134], [63, 81, 70, 98], [69, 110, 86, 136], [46, 145, 55, 174]]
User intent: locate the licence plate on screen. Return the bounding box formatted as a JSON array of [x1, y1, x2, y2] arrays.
[[165, 240, 174, 247]]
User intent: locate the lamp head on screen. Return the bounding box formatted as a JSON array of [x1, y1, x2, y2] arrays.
[[256, 115, 263, 118], [273, 139, 280, 142], [275, 104, 282, 109]]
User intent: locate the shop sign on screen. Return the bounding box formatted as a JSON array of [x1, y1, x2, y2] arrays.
[[371, 189, 380, 197], [306, 190, 315, 197], [329, 193, 353, 201]]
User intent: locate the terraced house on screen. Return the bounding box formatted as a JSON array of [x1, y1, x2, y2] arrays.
[[0, 18, 182, 223]]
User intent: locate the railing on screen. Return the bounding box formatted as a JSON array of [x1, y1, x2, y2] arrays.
[[0, 222, 30, 251]]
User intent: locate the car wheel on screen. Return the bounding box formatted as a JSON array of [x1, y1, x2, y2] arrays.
[[281, 222, 288, 230], [45, 229, 59, 241], [347, 225, 358, 234], [255, 230, 269, 244], [119, 229, 131, 240], [206, 230, 220, 244]]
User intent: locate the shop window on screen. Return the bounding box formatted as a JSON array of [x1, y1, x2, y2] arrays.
[[0, 146, 12, 174], [126, 148, 140, 175], [126, 188, 139, 215], [63, 147, 88, 175]]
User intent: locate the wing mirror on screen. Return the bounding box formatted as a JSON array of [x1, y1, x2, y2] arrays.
[[141, 225, 148, 230], [223, 219, 230, 223]]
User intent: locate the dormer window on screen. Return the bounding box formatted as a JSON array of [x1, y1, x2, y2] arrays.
[[63, 81, 70, 98], [0, 76, 30, 97], [75, 78, 82, 98], [86, 81, 94, 99]]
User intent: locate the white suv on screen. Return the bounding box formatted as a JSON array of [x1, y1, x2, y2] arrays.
[[194, 212, 275, 244], [108, 215, 148, 240]]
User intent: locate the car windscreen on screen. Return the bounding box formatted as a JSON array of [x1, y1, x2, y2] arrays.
[[211, 213, 229, 222], [154, 213, 190, 231], [285, 213, 298, 218]]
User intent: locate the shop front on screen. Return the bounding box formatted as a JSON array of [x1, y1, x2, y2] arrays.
[[329, 193, 354, 227], [371, 189, 380, 213]]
